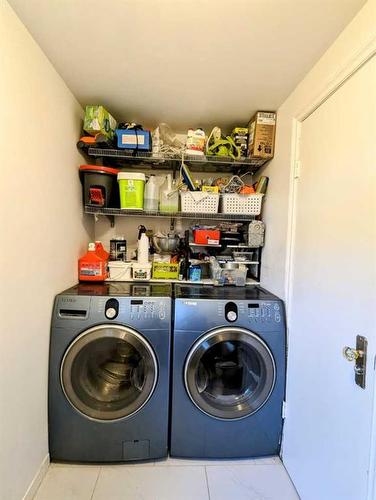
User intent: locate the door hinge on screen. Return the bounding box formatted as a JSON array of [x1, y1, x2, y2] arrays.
[[294, 160, 301, 179], [282, 401, 287, 419]]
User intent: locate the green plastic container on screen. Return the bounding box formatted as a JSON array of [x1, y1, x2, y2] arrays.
[[118, 173, 145, 209]]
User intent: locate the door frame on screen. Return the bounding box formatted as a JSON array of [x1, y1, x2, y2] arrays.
[[283, 35, 376, 499]]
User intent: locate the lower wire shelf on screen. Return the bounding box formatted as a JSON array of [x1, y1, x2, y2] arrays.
[[106, 277, 260, 286], [85, 205, 257, 222]]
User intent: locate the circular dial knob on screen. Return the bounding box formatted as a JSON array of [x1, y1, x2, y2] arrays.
[[226, 310, 237, 322], [105, 307, 117, 319]]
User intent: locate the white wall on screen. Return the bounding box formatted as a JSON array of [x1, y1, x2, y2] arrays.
[[258, 0, 376, 299], [0, 2, 93, 499]]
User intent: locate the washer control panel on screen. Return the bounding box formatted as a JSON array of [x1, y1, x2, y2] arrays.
[[129, 299, 166, 321], [91, 297, 169, 325]]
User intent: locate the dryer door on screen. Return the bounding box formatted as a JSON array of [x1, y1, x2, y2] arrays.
[[61, 325, 157, 421], [185, 327, 276, 420]]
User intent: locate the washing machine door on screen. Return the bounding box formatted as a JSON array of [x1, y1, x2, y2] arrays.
[[184, 327, 276, 420], [61, 325, 157, 421]]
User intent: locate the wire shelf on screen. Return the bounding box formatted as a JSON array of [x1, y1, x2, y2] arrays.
[[85, 205, 258, 221], [86, 147, 270, 174]]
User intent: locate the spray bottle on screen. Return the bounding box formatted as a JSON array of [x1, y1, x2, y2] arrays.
[[137, 225, 149, 264]]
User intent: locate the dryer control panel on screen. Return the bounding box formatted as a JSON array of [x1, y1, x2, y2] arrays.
[[247, 302, 282, 324], [215, 300, 283, 329]]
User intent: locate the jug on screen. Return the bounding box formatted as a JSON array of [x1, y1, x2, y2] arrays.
[[159, 174, 179, 213], [144, 175, 160, 211]]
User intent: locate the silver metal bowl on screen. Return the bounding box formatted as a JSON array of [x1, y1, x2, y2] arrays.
[[153, 235, 179, 254]]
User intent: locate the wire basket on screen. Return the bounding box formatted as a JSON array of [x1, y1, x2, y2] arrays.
[[221, 193, 263, 215], [180, 191, 219, 214]]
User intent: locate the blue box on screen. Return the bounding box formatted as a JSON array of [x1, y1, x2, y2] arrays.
[[116, 129, 152, 151]]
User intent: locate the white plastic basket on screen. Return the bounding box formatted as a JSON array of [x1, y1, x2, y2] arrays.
[[221, 193, 264, 215], [180, 191, 219, 213]]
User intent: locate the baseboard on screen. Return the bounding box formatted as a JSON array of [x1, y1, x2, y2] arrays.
[[23, 454, 50, 500]]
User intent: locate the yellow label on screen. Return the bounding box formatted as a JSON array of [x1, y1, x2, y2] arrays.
[[202, 185, 219, 193]]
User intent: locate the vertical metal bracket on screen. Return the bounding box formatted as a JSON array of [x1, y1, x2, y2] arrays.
[[107, 215, 115, 228]]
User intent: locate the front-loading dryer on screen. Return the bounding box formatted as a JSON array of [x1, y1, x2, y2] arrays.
[[170, 285, 286, 459], [49, 282, 171, 462]]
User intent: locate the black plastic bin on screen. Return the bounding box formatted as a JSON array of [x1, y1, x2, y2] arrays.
[[79, 165, 120, 208]]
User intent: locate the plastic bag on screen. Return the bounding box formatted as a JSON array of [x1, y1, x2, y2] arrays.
[[152, 123, 185, 156]]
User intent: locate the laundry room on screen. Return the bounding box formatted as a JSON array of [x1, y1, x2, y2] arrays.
[[1, 1, 375, 500]]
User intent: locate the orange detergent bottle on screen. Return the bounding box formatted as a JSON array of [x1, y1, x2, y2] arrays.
[[95, 240, 110, 260], [78, 243, 107, 281]]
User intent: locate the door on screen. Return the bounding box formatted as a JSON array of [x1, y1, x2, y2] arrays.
[[283, 57, 376, 500], [184, 327, 276, 420], [61, 325, 158, 421]]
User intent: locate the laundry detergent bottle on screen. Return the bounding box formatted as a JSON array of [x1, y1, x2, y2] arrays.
[[78, 243, 108, 281]]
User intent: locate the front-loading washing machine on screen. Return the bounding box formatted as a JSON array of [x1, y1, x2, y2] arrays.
[[49, 282, 171, 462], [170, 284, 286, 459]]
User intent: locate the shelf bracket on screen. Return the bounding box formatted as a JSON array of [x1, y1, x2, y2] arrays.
[[107, 215, 115, 227]]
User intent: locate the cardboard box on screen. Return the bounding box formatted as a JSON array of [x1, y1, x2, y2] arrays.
[[83, 105, 117, 140], [247, 111, 276, 158]]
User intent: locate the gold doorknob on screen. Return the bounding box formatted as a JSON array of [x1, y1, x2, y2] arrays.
[[343, 346, 363, 362]]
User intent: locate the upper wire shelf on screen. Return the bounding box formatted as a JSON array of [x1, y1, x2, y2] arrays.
[[86, 147, 270, 174]]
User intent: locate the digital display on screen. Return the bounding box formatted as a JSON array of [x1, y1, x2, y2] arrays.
[[248, 304, 260, 308], [131, 300, 144, 305]]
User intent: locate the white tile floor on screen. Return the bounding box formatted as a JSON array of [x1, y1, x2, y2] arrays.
[[33, 457, 299, 500]]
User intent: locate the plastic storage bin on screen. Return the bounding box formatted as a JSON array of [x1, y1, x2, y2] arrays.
[[193, 229, 221, 245], [79, 165, 119, 207], [118, 173, 145, 209], [108, 261, 132, 281], [221, 193, 263, 215], [180, 191, 219, 213], [132, 262, 152, 280]]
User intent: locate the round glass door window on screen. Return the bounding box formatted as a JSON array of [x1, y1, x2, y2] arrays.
[[184, 327, 275, 420], [61, 325, 157, 421]]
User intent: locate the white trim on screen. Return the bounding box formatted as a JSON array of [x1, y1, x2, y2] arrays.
[[284, 118, 301, 314], [22, 453, 49, 500], [369, 359, 376, 500], [296, 34, 376, 122], [284, 37, 376, 499]]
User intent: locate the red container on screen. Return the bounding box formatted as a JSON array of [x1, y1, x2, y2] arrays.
[[78, 243, 108, 281], [194, 229, 221, 245]]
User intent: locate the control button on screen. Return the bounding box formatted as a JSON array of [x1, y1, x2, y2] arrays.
[[225, 302, 238, 323], [105, 298, 119, 320], [105, 307, 117, 319], [227, 310, 237, 322], [275, 313, 281, 323]]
